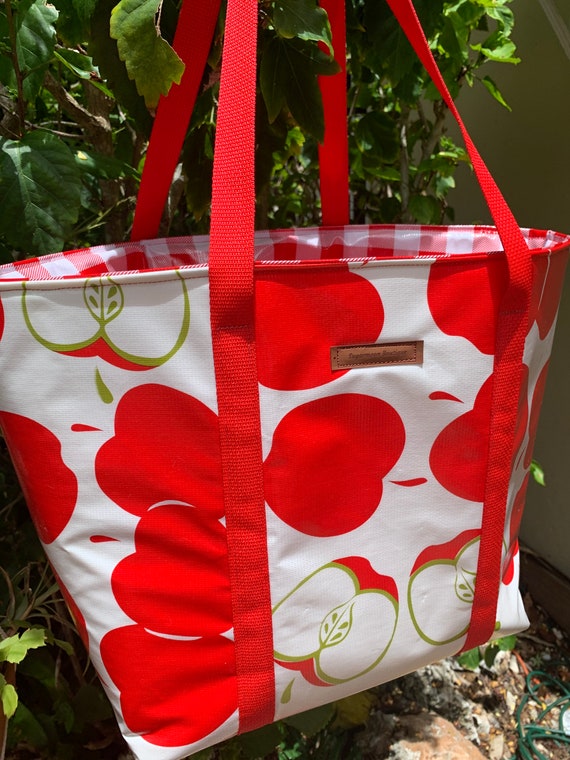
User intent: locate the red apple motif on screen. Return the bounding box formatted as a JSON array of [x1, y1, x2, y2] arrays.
[[427, 258, 509, 354], [54, 572, 89, 649], [0, 298, 4, 341], [429, 376, 493, 502], [0, 412, 77, 543], [530, 251, 568, 339], [273, 557, 398, 687], [100, 625, 237, 747], [96, 385, 224, 518], [111, 503, 232, 637], [407, 530, 480, 646], [255, 267, 384, 390], [524, 361, 549, 469], [264, 394, 405, 536], [505, 473, 530, 571]]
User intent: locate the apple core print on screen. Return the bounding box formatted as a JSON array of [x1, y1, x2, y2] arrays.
[[255, 267, 384, 390], [21, 274, 190, 370], [0, 412, 77, 544], [100, 625, 237, 747], [273, 557, 398, 698], [407, 530, 480, 646], [429, 376, 493, 503], [95, 384, 224, 518], [264, 393, 405, 536]]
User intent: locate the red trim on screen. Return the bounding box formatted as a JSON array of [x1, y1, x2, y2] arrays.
[[318, 0, 350, 229]]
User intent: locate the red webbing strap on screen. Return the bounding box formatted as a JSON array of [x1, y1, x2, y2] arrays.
[[385, 0, 532, 649], [318, 0, 350, 226], [208, 0, 275, 735], [130, 0, 220, 241]]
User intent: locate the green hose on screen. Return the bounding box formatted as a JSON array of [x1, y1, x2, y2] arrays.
[[512, 665, 570, 759]]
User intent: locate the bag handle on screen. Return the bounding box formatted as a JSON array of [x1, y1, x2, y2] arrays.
[[208, 3, 533, 723], [130, 0, 221, 241], [131, 0, 349, 239]]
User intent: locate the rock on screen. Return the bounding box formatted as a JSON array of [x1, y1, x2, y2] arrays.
[[488, 733, 505, 760], [388, 714, 487, 760]]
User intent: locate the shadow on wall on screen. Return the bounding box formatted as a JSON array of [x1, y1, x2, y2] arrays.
[[447, 0, 570, 578]]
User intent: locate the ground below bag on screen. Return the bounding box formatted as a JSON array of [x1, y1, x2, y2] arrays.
[[0, 0, 569, 758]]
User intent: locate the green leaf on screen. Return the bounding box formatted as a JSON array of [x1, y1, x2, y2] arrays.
[[6, 701, 49, 748], [408, 194, 442, 224], [471, 32, 520, 64], [0, 131, 82, 255], [483, 643, 500, 669], [496, 634, 517, 652], [260, 35, 339, 141], [54, 46, 98, 79], [273, 0, 333, 53], [479, 75, 511, 111], [284, 702, 335, 736], [456, 647, 481, 670], [0, 629, 46, 664], [237, 722, 283, 758], [75, 147, 139, 179], [0, 0, 58, 102], [89, 0, 152, 134], [530, 460, 546, 486], [0, 675, 18, 719], [110, 0, 185, 108], [355, 111, 399, 163]]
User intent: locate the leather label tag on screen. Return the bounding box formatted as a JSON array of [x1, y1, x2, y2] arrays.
[[331, 340, 424, 370]]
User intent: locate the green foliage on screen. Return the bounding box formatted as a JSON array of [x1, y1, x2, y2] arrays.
[[0, 0, 522, 757], [110, 0, 185, 108], [457, 634, 518, 671]]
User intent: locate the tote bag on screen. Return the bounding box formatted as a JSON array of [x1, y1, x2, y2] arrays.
[[0, 0, 569, 757]]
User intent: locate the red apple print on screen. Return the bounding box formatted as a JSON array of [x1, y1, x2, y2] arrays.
[[96, 385, 224, 518], [524, 361, 549, 469], [273, 557, 398, 687], [530, 251, 568, 339], [408, 530, 480, 646], [429, 376, 493, 502], [101, 625, 237, 747], [255, 268, 384, 390], [505, 474, 529, 572], [111, 503, 232, 637], [0, 412, 77, 543], [264, 394, 405, 536], [427, 258, 509, 354], [0, 298, 4, 340], [54, 572, 89, 649]]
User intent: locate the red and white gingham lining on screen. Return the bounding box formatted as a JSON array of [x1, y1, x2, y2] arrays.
[[0, 225, 567, 282]]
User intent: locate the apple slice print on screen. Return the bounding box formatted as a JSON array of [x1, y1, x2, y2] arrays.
[[22, 274, 190, 370], [427, 258, 509, 355], [408, 530, 480, 646], [273, 557, 398, 693], [100, 624, 237, 747], [110, 502, 232, 637], [0, 411, 78, 543], [255, 267, 384, 390], [264, 393, 405, 536], [429, 376, 493, 503]]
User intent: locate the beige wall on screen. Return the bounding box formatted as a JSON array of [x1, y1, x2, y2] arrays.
[[447, 0, 570, 575]]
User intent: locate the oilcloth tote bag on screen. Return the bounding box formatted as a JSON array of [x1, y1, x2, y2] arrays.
[[0, 0, 569, 756]]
